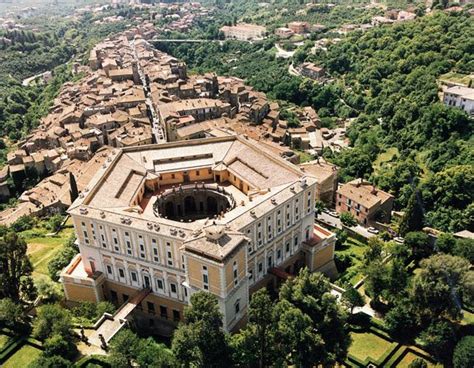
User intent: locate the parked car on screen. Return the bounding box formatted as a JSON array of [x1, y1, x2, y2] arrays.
[[322, 208, 331, 214], [367, 227, 379, 234], [329, 211, 339, 218], [393, 236, 404, 244]]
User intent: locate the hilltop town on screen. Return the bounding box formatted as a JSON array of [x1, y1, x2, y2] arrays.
[[0, 1, 472, 368]]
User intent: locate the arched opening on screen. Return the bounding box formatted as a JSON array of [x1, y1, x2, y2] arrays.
[[165, 202, 174, 217], [184, 196, 196, 214], [207, 196, 218, 215]]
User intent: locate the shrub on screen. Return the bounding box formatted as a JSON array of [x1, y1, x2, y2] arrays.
[[453, 336, 474, 368]]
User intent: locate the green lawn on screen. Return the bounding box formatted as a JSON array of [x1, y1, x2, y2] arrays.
[[349, 331, 396, 362], [335, 236, 367, 285], [373, 147, 399, 171], [24, 220, 74, 281], [461, 310, 474, 325], [396, 351, 434, 368], [0, 333, 11, 350], [2, 344, 42, 368]]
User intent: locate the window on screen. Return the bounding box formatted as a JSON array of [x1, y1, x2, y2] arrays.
[[295, 199, 300, 221], [307, 191, 312, 213], [170, 283, 178, 297], [173, 310, 180, 322], [147, 302, 155, 314], [110, 290, 118, 303], [235, 300, 240, 314], [257, 223, 263, 247], [125, 232, 132, 256], [106, 265, 113, 276], [286, 204, 291, 226], [202, 265, 209, 290], [267, 255, 273, 268], [81, 222, 89, 245], [277, 210, 282, 233], [118, 268, 125, 279], [285, 242, 290, 254], [171, 173, 175, 179], [112, 229, 119, 252], [233, 261, 238, 286], [196, 170, 200, 176], [182, 255, 186, 270], [294, 235, 299, 249], [138, 235, 145, 259], [156, 278, 165, 292], [100, 226, 107, 248], [277, 249, 282, 261], [166, 243, 173, 266], [258, 262, 263, 274], [249, 269, 253, 281], [130, 271, 138, 283], [160, 305, 168, 319], [152, 239, 159, 263]]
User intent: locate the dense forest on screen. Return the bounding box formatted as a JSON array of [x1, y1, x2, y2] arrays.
[[159, 10, 473, 233], [311, 11, 474, 232]]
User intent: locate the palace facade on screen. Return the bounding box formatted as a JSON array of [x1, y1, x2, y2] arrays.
[[61, 135, 335, 333]]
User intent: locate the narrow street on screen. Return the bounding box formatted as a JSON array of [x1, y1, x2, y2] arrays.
[[129, 39, 167, 144]]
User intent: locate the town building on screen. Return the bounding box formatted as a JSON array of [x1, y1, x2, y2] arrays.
[[298, 62, 325, 81], [274, 27, 294, 39], [336, 179, 394, 226], [220, 23, 267, 41], [443, 86, 474, 115], [288, 21, 309, 34], [61, 135, 336, 333]]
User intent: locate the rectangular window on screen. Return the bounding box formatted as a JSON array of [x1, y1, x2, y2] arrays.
[[173, 310, 180, 322], [233, 261, 238, 286], [156, 278, 164, 292], [166, 242, 173, 266], [160, 305, 168, 319], [249, 269, 253, 281], [286, 242, 290, 254], [106, 265, 113, 276], [112, 229, 119, 252], [277, 249, 281, 261], [170, 283, 177, 297], [258, 262, 263, 274], [81, 222, 89, 245], [147, 302, 155, 314], [152, 239, 159, 263], [202, 265, 209, 290], [138, 235, 146, 259], [118, 268, 125, 278], [131, 271, 138, 283]]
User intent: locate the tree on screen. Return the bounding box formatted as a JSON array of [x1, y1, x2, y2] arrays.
[[172, 292, 232, 367], [340, 212, 357, 227], [28, 355, 72, 368], [383, 259, 409, 303], [385, 301, 419, 340], [69, 172, 78, 203], [399, 189, 424, 236], [362, 236, 384, 266], [0, 231, 35, 302], [46, 214, 63, 233], [48, 235, 77, 281], [364, 261, 388, 304], [453, 336, 474, 368], [32, 304, 72, 341], [314, 200, 325, 216], [136, 337, 175, 368], [341, 287, 365, 313], [409, 358, 428, 368], [0, 298, 27, 331], [411, 254, 472, 320], [276, 269, 351, 366], [453, 238, 474, 263], [43, 334, 78, 361], [109, 329, 141, 368], [10, 215, 35, 232], [418, 320, 456, 362], [436, 233, 456, 254], [404, 231, 432, 263], [231, 289, 278, 367]]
